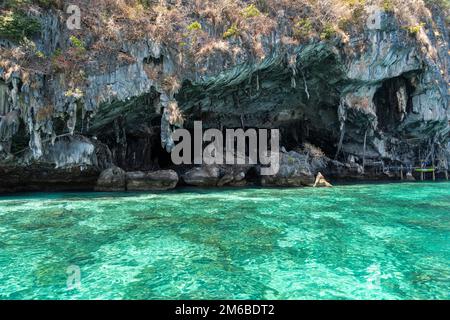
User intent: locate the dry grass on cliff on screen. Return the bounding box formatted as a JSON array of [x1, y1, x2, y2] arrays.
[[78, 0, 445, 57], [1, 0, 448, 85]]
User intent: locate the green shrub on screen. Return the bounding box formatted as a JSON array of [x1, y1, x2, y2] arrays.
[[287, 156, 295, 165], [3, 0, 62, 10], [223, 23, 239, 39], [36, 50, 45, 58], [137, 0, 152, 9], [293, 18, 313, 40], [404, 23, 425, 36], [69, 35, 84, 48], [52, 48, 62, 58], [241, 4, 261, 19], [187, 21, 202, 32], [382, 0, 395, 12], [320, 23, 337, 40], [0, 11, 41, 42], [69, 35, 87, 55]]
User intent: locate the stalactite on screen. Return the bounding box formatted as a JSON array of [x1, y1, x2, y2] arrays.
[[29, 128, 43, 160], [66, 101, 77, 136], [161, 107, 175, 152], [363, 128, 368, 173], [335, 99, 347, 159], [288, 54, 297, 89], [159, 93, 182, 153], [396, 84, 407, 121], [10, 77, 19, 110], [0, 81, 10, 115], [300, 68, 310, 100], [0, 110, 19, 156]]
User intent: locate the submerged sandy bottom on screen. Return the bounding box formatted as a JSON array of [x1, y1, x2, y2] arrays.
[[0, 182, 449, 299]]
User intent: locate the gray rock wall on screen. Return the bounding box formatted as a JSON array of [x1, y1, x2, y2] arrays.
[[0, 5, 448, 191]]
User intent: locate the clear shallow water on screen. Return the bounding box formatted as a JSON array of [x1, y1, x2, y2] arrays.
[[0, 182, 449, 300]]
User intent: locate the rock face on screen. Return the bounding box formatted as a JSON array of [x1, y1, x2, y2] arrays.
[[217, 171, 247, 187], [126, 170, 179, 191], [325, 159, 365, 180], [261, 151, 315, 187], [0, 165, 100, 193], [0, 2, 449, 192], [182, 166, 221, 187], [182, 165, 251, 187], [95, 167, 179, 191], [95, 166, 127, 192]]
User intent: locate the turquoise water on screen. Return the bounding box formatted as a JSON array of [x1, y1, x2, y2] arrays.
[[0, 182, 449, 300]]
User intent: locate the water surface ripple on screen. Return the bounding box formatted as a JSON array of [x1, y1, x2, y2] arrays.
[[0, 182, 449, 299]]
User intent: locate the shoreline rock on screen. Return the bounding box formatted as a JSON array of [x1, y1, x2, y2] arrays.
[[313, 172, 333, 188], [182, 166, 221, 187], [261, 151, 315, 187], [126, 170, 179, 191], [95, 166, 127, 192]]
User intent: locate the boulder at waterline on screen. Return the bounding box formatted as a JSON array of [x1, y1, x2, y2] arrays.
[[261, 151, 315, 187], [182, 166, 221, 187], [95, 166, 127, 192], [313, 172, 333, 188], [126, 170, 179, 191]]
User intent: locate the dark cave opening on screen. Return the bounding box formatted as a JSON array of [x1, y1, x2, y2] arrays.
[[91, 90, 173, 171], [374, 76, 415, 133], [101, 117, 174, 171], [278, 119, 338, 157], [9, 117, 28, 154], [176, 78, 341, 163], [93, 52, 344, 172], [131, 135, 173, 170]]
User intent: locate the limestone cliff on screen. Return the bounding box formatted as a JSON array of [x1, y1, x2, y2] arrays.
[[0, 0, 449, 192]]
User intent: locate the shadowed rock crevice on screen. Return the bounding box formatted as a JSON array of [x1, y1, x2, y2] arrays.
[[374, 74, 417, 133]]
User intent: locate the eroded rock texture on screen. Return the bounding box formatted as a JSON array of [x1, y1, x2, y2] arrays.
[[0, 2, 448, 191], [126, 170, 179, 191]]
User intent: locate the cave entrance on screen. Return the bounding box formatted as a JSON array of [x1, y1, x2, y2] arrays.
[[279, 118, 338, 158], [91, 89, 176, 172], [114, 115, 175, 171], [374, 76, 415, 132]]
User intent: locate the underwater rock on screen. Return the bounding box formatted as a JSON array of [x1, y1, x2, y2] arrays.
[[126, 170, 179, 191], [95, 166, 127, 192]]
